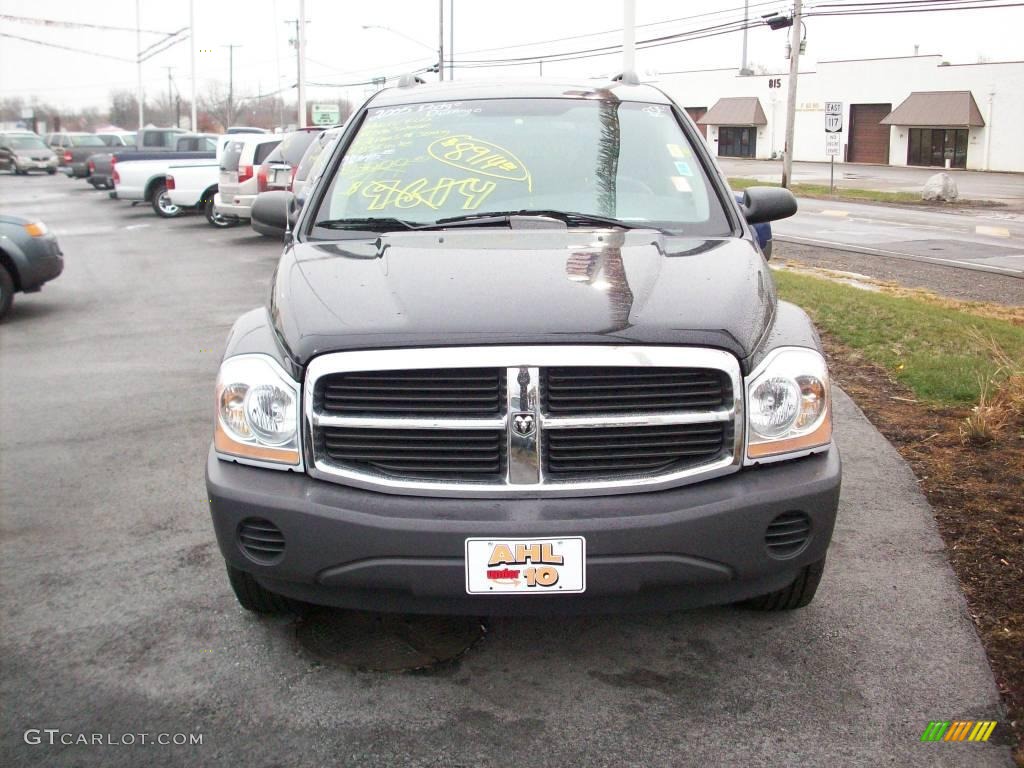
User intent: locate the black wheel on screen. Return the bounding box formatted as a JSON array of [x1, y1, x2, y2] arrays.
[[205, 197, 237, 228], [225, 563, 305, 614], [47, 168, 57, 175], [743, 556, 826, 611], [0, 265, 14, 321], [151, 183, 181, 218]]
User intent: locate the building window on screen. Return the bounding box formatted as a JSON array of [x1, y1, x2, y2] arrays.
[[718, 127, 757, 158], [907, 128, 967, 169]]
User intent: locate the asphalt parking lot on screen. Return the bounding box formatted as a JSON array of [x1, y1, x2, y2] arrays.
[[0, 173, 1013, 767]]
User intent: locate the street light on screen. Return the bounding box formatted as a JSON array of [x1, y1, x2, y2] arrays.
[[362, 24, 441, 78]]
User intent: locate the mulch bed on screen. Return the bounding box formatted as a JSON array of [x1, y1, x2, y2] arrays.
[[822, 334, 1024, 764]]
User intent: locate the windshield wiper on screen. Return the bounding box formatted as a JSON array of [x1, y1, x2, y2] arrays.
[[424, 210, 654, 230], [316, 217, 418, 231]]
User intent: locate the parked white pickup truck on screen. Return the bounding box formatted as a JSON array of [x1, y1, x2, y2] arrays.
[[165, 162, 236, 228], [111, 134, 217, 218]]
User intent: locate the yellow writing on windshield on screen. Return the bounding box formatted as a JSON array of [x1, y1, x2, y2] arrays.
[[350, 177, 497, 211], [428, 135, 532, 190]]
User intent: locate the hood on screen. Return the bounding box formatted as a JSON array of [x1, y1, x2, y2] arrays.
[[270, 228, 775, 368], [15, 148, 54, 158]]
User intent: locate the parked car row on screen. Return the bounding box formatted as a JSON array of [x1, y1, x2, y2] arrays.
[[98, 126, 338, 231]]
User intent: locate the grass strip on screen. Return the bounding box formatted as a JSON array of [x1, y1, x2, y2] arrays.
[[774, 269, 1024, 406]]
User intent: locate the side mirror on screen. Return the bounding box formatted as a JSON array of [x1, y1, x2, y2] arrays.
[[251, 191, 298, 240], [740, 186, 797, 224]]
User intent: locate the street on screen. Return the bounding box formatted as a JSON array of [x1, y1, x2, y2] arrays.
[[777, 196, 1024, 276], [0, 173, 1012, 767], [719, 158, 1024, 205]]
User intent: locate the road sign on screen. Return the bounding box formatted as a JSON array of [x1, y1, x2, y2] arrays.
[[825, 133, 841, 157], [311, 103, 341, 126], [825, 101, 843, 133]]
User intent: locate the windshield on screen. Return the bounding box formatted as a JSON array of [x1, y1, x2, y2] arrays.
[[70, 135, 106, 147], [295, 130, 340, 182], [7, 136, 48, 150], [313, 98, 728, 235], [266, 130, 320, 166]]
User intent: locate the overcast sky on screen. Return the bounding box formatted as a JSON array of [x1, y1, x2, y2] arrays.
[[1, 0, 1021, 111]]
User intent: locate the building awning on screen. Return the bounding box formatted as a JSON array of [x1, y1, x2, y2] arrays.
[[881, 91, 985, 127], [697, 97, 767, 126]]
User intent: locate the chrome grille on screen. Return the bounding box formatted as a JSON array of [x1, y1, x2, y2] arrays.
[[304, 346, 743, 497]]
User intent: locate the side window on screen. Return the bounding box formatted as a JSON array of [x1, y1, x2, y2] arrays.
[[203, 138, 216, 151], [142, 131, 164, 148], [177, 137, 195, 151]]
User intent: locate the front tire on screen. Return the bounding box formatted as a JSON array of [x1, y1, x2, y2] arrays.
[[151, 183, 181, 218], [0, 266, 15, 321], [225, 564, 304, 614], [47, 168, 57, 175], [743, 556, 826, 611], [205, 197, 238, 228]]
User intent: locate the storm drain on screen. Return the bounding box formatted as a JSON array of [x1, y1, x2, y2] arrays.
[[295, 610, 486, 672]]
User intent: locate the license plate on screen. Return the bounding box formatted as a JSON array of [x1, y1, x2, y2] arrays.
[[272, 169, 286, 184], [465, 537, 586, 595], [35, 162, 48, 168]]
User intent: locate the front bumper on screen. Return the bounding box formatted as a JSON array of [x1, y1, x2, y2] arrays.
[[19, 235, 64, 290], [213, 192, 254, 220], [207, 446, 841, 615], [15, 157, 57, 173]]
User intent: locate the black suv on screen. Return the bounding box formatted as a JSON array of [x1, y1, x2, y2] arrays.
[[207, 77, 840, 616]]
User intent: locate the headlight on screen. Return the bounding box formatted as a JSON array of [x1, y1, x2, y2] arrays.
[[23, 222, 48, 238], [746, 347, 832, 462], [215, 354, 301, 467]]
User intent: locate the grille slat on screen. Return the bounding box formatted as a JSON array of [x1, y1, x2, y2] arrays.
[[543, 366, 729, 415], [544, 423, 728, 478], [319, 368, 504, 417], [238, 518, 285, 563], [320, 427, 505, 481], [765, 511, 812, 558]]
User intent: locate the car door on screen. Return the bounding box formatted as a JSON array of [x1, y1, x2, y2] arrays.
[[0, 140, 12, 169]]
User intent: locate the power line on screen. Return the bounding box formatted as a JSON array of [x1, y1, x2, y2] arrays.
[[455, 0, 784, 56], [445, 0, 1021, 71], [0, 31, 135, 62], [137, 27, 188, 58], [0, 13, 175, 35]]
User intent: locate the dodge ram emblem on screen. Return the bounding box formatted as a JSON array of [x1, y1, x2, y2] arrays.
[[512, 413, 536, 437]]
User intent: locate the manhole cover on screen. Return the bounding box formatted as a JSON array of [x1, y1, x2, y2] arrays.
[[295, 610, 486, 672]]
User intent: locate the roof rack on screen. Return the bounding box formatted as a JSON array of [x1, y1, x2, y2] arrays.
[[397, 74, 427, 88], [610, 71, 641, 85]]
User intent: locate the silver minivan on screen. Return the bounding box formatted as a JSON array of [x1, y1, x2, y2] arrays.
[[214, 134, 282, 221]]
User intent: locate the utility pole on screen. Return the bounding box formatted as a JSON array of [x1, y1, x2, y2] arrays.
[[286, 17, 309, 127], [781, 0, 802, 189], [438, 0, 444, 81], [297, 0, 307, 126], [741, 0, 750, 74], [135, 0, 144, 129], [623, 0, 636, 73], [189, 0, 197, 131], [448, 0, 454, 80], [164, 66, 174, 125], [223, 44, 241, 128]]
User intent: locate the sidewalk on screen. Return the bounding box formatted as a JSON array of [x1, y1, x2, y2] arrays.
[[718, 158, 1024, 204]]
